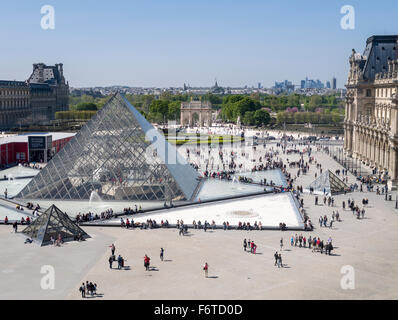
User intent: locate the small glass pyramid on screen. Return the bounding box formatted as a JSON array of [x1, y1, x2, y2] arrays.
[[22, 205, 90, 246], [17, 93, 200, 202], [307, 170, 350, 195]]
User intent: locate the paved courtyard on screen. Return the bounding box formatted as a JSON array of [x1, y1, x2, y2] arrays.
[[1, 140, 398, 299]]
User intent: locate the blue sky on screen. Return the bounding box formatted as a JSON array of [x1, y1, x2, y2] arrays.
[[0, 0, 397, 88]]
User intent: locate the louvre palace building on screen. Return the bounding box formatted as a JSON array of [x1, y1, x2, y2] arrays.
[[344, 35, 398, 187], [0, 63, 69, 129]]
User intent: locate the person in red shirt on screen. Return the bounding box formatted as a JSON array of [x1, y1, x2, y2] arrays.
[[4, 216, 8, 224], [144, 254, 150, 271], [203, 262, 208, 278]]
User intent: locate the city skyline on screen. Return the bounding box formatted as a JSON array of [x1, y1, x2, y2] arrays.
[[0, 0, 397, 88]]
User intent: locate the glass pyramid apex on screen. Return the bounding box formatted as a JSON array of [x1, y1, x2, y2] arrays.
[[17, 93, 201, 202]]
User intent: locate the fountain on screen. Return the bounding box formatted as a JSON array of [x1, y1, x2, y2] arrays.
[[88, 190, 108, 212]]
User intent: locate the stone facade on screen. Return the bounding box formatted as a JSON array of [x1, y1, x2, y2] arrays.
[[0, 81, 30, 128], [0, 63, 69, 129], [344, 35, 398, 187], [180, 99, 212, 127]]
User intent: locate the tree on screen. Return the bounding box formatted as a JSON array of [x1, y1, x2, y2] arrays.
[[234, 97, 260, 118], [149, 100, 169, 122], [276, 112, 287, 124], [243, 111, 255, 126], [331, 113, 342, 124], [168, 101, 181, 121], [253, 109, 270, 126], [308, 95, 322, 112], [287, 94, 300, 107], [293, 112, 305, 124], [75, 102, 98, 111]]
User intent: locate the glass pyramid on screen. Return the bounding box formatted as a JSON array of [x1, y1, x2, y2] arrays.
[[17, 93, 200, 202], [22, 204, 90, 246], [307, 170, 350, 195]]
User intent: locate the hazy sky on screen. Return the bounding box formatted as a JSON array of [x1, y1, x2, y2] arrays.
[[0, 0, 397, 88]]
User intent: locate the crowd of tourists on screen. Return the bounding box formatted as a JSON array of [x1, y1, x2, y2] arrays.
[[76, 209, 115, 223], [79, 281, 98, 298], [290, 234, 334, 255], [243, 238, 258, 254]]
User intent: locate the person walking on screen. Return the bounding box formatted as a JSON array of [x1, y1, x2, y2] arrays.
[[203, 262, 209, 278], [160, 248, 164, 261], [243, 239, 247, 251], [144, 254, 150, 271], [108, 256, 113, 269], [79, 283, 86, 298], [274, 251, 279, 266], [117, 255, 123, 270], [110, 244, 115, 256], [278, 253, 283, 268], [280, 237, 283, 251]]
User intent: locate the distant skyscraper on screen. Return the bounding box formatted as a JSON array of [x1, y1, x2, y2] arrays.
[[301, 77, 325, 89], [258, 82, 261, 89], [273, 80, 294, 92], [332, 77, 337, 89], [326, 81, 331, 89]]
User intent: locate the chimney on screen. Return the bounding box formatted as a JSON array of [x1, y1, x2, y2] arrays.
[[56, 63, 63, 77]]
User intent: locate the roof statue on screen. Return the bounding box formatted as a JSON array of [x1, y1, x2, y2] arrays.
[[22, 204, 90, 246], [307, 170, 350, 196], [17, 92, 201, 202]]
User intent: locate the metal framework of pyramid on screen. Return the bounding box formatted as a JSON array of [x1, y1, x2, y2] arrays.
[[17, 93, 200, 202], [307, 170, 350, 195], [22, 205, 90, 246]]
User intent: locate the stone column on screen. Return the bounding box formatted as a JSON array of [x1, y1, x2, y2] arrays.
[[370, 136, 374, 165], [388, 145, 398, 189], [180, 109, 184, 126]]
